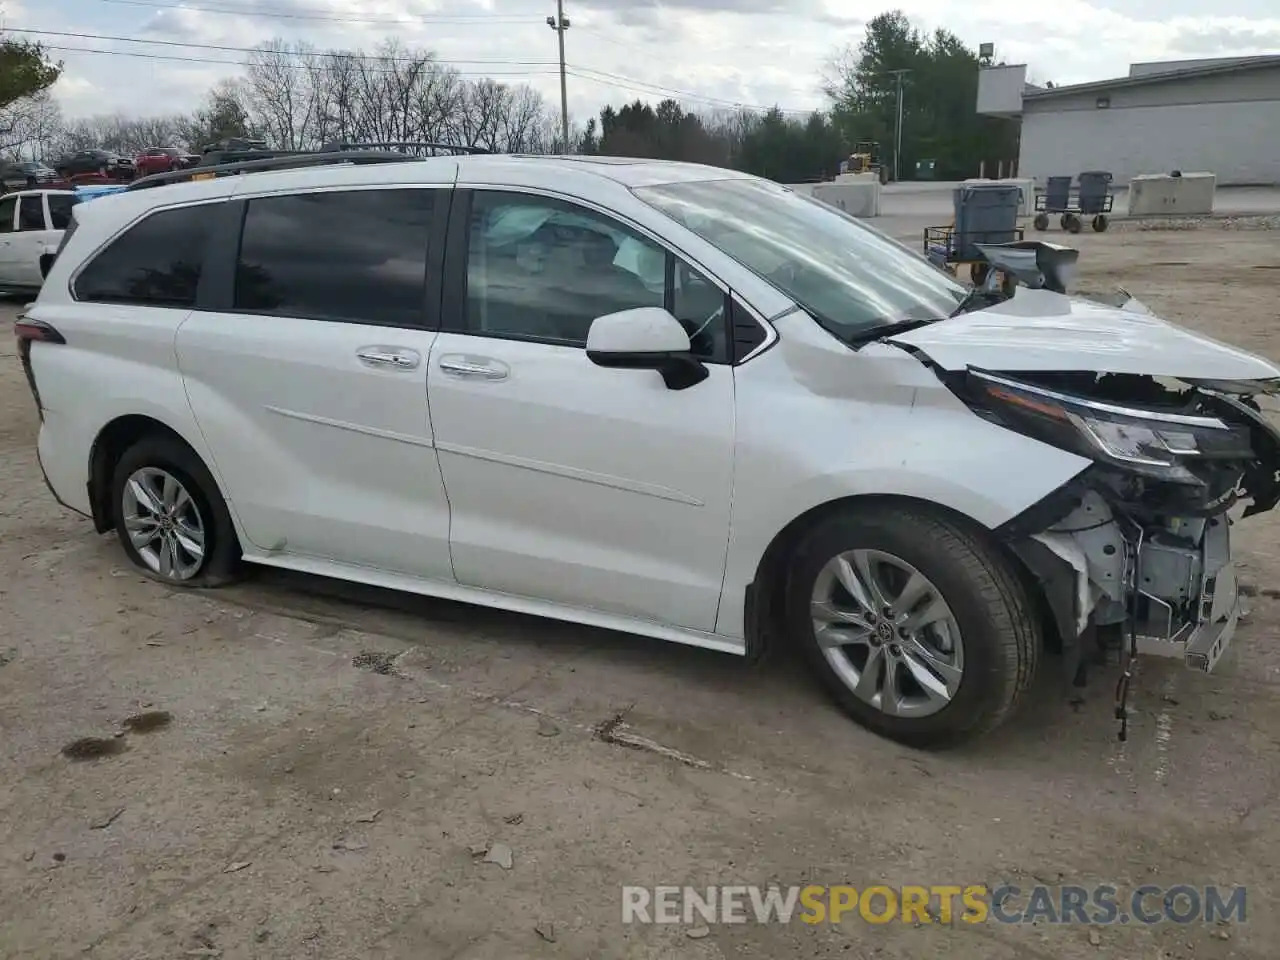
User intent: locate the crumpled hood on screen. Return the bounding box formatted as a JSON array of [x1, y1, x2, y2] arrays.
[[887, 288, 1280, 381]]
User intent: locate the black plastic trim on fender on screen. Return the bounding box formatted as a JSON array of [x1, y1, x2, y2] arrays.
[[994, 477, 1088, 540]]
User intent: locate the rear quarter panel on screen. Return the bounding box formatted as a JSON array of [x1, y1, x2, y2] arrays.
[[25, 185, 239, 519]]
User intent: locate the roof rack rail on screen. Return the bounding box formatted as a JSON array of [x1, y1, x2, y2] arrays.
[[318, 141, 489, 156], [125, 149, 426, 191]]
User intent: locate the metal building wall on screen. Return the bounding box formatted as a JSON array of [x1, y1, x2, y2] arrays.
[[1017, 66, 1280, 185]]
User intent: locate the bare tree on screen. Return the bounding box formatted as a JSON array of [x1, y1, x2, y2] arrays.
[[244, 39, 320, 150], [27, 38, 561, 162], [240, 37, 557, 153], [0, 89, 62, 158]]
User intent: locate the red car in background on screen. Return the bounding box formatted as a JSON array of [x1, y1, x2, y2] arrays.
[[133, 147, 199, 177]]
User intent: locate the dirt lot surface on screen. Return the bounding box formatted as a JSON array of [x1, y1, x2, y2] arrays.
[[3, 221, 1280, 960]]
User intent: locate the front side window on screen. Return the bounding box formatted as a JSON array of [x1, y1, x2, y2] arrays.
[[465, 191, 727, 361], [73, 203, 217, 307], [0, 197, 15, 233], [635, 177, 966, 345], [48, 194, 74, 231], [234, 189, 434, 327], [18, 196, 45, 231]]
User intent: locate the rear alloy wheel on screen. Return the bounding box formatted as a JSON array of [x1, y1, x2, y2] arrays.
[[121, 467, 206, 580], [111, 436, 241, 586], [788, 506, 1040, 748]]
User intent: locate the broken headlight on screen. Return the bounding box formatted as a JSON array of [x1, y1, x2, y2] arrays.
[[969, 370, 1254, 484]]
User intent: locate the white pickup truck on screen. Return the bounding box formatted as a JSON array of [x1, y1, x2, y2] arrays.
[[0, 190, 75, 294]]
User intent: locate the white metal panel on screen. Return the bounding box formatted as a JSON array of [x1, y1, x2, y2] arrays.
[[1019, 92, 1280, 185], [976, 64, 1028, 116]]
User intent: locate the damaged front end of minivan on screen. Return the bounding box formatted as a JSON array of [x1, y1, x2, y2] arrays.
[[948, 360, 1280, 728]]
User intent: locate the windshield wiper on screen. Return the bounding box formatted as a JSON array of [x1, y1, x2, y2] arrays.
[[845, 317, 941, 346], [949, 286, 1004, 318]]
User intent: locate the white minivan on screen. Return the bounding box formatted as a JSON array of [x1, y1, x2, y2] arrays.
[[18, 153, 1280, 747]]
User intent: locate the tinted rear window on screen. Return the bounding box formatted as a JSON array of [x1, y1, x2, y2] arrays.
[[233, 189, 435, 327], [73, 203, 218, 307], [48, 194, 74, 230]]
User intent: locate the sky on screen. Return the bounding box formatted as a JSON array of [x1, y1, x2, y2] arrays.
[[7, 0, 1280, 125]]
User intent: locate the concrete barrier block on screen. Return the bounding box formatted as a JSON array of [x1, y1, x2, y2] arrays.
[[834, 172, 881, 185], [1127, 172, 1216, 217], [810, 180, 882, 217]]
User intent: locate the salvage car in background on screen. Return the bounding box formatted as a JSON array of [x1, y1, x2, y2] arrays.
[[0, 160, 60, 192], [133, 147, 198, 178], [54, 149, 134, 180], [0, 189, 73, 293], [20, 154, 1280, 748]]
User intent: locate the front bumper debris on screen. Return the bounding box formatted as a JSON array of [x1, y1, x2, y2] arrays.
[[1010, 486, 1244, 679]]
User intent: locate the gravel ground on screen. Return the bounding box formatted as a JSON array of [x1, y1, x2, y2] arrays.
[[2, 221, 1280, 960]]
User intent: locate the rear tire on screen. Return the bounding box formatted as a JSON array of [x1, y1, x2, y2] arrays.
[[786, 505, 1040, 748], [1033, 213, 1049, 231], [110, 436, 242, 587]]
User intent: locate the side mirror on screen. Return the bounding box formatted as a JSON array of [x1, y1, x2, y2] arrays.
[[585, 307, 708, 390]]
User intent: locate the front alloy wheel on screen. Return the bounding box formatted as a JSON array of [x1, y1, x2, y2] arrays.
[[811, 550, 964, 718], [788, 505, 1040, 748], [121, 467, 207, 581]]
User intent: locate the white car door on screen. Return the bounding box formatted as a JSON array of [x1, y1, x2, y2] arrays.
[[427, 189, 736, 632], [0, 195, 20, 285], [175, 185, 455, 581], [14, 193, 58, 287]]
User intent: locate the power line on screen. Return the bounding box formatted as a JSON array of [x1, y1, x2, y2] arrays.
[[18, 28, 821, 116], [567, 65, 814, 115], [39, 44, 562, 78], [93, 0, 537, 25], [10, 28, 558, 66]]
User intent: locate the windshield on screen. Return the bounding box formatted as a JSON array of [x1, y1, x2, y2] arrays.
[[634, 177, 965, 342]]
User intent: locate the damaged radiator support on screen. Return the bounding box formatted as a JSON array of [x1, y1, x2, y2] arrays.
[[1010, 488, 1242, 720]]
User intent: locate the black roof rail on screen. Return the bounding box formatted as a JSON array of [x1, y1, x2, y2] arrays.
[[319, 141, 489, 156], [125, 149, 426, 191]]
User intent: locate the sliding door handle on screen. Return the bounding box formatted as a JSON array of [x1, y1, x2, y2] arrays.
[[438, 356, 509, 380], [357, 347, 421, 370]]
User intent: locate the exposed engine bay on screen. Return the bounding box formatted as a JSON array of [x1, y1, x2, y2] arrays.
[[945, 361, 1280, 733]]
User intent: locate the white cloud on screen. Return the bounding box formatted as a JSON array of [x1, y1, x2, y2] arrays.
[[30, 0, 1280, 122]]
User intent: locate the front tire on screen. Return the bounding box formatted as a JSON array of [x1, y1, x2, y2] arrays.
[[110, 436, 241, 587], [786, 505, 1040, 748]]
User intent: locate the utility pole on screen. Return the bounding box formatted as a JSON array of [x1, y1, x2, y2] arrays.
[[546, 2, 571, 152], [887, 69, 909, 183]]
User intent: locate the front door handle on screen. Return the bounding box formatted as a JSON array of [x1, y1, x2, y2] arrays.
[[357, 347, 421, 370], [438, 355, 509, 380]]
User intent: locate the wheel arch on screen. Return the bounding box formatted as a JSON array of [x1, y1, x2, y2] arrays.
[[87, 414, 213, 534], [743, 493, 1058, 659]]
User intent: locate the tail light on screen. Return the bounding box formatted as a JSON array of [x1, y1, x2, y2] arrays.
[[15, 316, 65, 344], [15, 314, 63, 420]]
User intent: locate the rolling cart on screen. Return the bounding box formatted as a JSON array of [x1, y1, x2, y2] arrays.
[[924, 225, 1024, 291], [924, 181, 1024, 290], [1033, 171, 1114, 233]]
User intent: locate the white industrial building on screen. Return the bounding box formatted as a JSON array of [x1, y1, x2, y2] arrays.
[[977, 55, 1280, 185]]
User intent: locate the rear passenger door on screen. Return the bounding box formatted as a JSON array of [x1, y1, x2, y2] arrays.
[[175, 186, 455, 581], [0, 195, 19, 285], [14, 194, 56, 287]]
